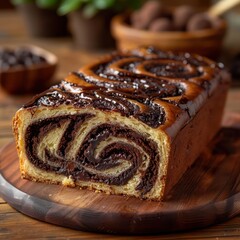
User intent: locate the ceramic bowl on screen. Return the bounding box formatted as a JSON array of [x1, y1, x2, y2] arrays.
[[0, 45, 57, 95], [111, 14, 227, 59]]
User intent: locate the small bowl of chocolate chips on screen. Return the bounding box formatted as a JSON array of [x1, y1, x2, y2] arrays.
[[0, 45, 57, 94], [111, 1, 227, 59]]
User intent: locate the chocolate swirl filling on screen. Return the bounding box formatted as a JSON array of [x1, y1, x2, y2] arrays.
[[25, 114, 160, 195]]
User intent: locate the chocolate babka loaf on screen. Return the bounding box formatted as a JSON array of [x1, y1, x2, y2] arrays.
[[13, 47, 230, 200]]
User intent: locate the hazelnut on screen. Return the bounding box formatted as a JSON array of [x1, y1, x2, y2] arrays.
[[131, 0, 166, 29], [149, 18, 174, 32], [187, 13, 213, 31], [173, 5, 196, 31]]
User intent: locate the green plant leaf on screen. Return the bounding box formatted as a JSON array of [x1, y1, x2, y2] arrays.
[[11, 0, 34, 5], [116, 0, 144, 11], [36, 0, 59, 9], [92, 0, 115, 10], [57, 0, 145, 16], [58, 0, 83, 15], [83, 3, 98, 18], [129, 0, 145, 9]]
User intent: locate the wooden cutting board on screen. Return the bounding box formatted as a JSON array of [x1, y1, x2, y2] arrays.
[[1, 114, 240, 235]]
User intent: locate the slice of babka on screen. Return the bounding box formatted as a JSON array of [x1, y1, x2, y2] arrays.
[[13, 46, 230, 200]]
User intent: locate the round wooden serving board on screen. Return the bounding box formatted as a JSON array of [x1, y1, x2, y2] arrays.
[[1, 114, 240, 235]]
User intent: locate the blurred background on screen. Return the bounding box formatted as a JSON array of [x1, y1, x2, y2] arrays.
[[0, 0, 240, 82], [0, 0, 240, 78]]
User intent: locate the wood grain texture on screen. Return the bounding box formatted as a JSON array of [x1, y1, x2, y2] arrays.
[[1, 116, 240, 235]]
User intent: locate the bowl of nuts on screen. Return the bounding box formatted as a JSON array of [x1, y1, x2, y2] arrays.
[[0, 45, 57, 94], [111, 1, 227, 59]]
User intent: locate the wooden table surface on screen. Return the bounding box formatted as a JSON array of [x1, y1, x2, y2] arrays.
[[0, 9, 240, 240]]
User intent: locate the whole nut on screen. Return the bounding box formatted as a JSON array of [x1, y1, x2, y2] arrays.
[[131, 10, 147, 29], [187, 13, 213, 31], [149, 18, 174, 32], [131, 0, 165, 29], [173, 5, 196, 31]]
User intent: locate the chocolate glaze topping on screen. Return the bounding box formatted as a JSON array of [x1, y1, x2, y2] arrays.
[[25, 114, 160, 195], [24, 46, 223, 128]]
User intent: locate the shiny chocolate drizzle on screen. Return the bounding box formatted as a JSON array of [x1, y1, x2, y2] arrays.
[[25, 46, 222, 128]]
